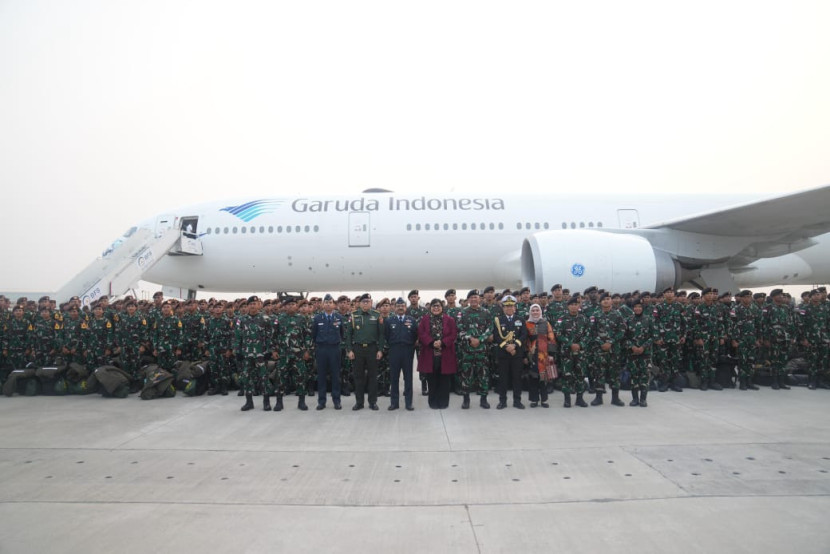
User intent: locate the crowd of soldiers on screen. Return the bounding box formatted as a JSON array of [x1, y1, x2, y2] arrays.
[[0, 283, 827, 410]]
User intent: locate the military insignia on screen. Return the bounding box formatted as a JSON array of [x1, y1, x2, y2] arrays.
[[200, 317, 205, 324], [54, 323, 60, 330], [106, 322, 112, 328], [81, 323, 88, 329], [177, 321, 182, 328], [142, 319, 147, 325], [27, 324, 33, 331]]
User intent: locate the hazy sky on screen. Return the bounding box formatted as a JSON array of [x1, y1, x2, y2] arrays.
[[2, 1, 829, 294]]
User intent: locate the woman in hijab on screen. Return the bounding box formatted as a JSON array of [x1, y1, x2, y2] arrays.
[[417, 299, 458, 409], [525, 303, 556, 408]]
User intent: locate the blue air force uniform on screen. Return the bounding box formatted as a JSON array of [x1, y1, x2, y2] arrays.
[[312, 310, 345, 408], [384, 309, 418, 410]]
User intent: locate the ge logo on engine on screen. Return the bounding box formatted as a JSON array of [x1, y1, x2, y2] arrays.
[[571, 263, 585, 277]]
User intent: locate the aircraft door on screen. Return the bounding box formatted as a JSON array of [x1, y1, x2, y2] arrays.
[[617, 209, 640, 229], [349, 212, 371, 247]]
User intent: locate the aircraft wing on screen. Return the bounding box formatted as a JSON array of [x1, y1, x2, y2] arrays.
[[645, 184, 830, 239]]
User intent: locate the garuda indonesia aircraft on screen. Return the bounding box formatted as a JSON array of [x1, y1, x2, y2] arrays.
[[75, 185, 830, 302]]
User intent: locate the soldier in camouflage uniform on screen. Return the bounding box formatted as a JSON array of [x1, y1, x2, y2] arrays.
[[762, 289, 794, 390], [337, 295, 355, 396], [277, 297, 312, 410], [147, 292, 165, 329], [205, 303, 234, 395], [799, 289, 828, 390], [690, 287, 724, 390], [153, 301, 182, 372], [115, 299, 148, 385], [625, 300, 654, 407], [553, 297, 589, 408], [588, 293, 627, 406], [4, 305, 31, 372], [654, 288, 687, 392], [59, 306, 85, 366], [180, 300, 206, 361], [31, 306, 61, 367], [236, 296, 278, 411], [730, 290, 761, 390], [516, 287, 532, 320], [84, 304, 114, 369], [456, 289, 493, 409], [375, 298, 392, 397]]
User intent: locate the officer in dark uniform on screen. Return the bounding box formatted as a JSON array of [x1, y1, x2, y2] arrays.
[[493, 295, 527, 409], [384, 298, 418, 410], [312, 294, 344, 410], [346, 293, 385, 410]]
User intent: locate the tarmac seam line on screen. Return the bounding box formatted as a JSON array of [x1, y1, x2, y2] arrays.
[[464, 504, 483, 554]]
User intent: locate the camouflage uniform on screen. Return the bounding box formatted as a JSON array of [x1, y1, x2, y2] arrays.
[[730, 302, 760, 385], [625, 310, 654, 401], [235, 312, 277, 395], [31, 315, 61, 367], [654, 301, 686, 389], [205, 313, 234, 391], [59, 316, 85, 365], [800, 301, 828, 381], [153, 315, 182, 371], [116, 312, 149, 381], [762, 302, 795, 383], [690, 302, 722, 385], [181, 310, 206, 361], [4, 316, 31, 370], [589, 308, 627, 392], [456, 306, 492, 396], [84, 316, 114, 369], [276, 312, 312, 397], [554, 311, 589, 396], [338, 309, 355, 394]]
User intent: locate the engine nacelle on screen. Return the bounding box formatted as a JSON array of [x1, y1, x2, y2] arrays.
[[521, 230, 679, 293]]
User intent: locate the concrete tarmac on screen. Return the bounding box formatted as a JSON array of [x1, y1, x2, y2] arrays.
[[1, 385, 829, 553]]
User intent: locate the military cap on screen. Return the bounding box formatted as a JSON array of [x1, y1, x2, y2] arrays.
[[323, 293, 334, 302], [482, 286, 495, 294], [395, 297, 406, 305], [467, 289, 480, 299], [566, 297, 580, 306], [736, 290, 752, 298], [769, 288, 784, 297], [519, 287, 530, 295], [583, 286, 597, 295], [408, 290, 419, 298], [359, 293, 372, 302], [429, 298, 443, 307], [701, 287, 713, 295], [247, 295, 260, 303], [550, 284, 562, 292], [445, 289, 456, 297], [502, 295, 518, 306]]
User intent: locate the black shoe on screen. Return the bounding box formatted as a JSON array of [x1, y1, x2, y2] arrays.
[[352, 404, 364, 411], [496, 400, 507, 410], [405, 405, 414, 411], [421, 381, 429, 396], [747, 377, 759, 390], [670, 383, 683, 392], [809, 375, 818, 390], [316, 404, 325, 410], [700, 378, 709, 391], [207, 388, 219, 396], [540, 402, 549, 408], [611, 389, 625, 407], [739, 378, 748, 391], [658, 382, 668, 392], [241, 393, 254, 411], [334, 402, 342, 410], [639, 390, 648, 407], [779, 377, 791, 390], [298, 397, 308, 411], [771, 376, 780, 390], [530, 401, 538, 408], [480, 396, 490, 409], [629, 390, 640, 407], [220, 384, 228, 396], [563, 393, 571, 408], [388, 404, 399, 411], [590, 392, 603, 406], [575, 393, 588, 408], [461, 393, 470, 409], [274, 395, 283, 412], [513, 401, 525, 409], [237, 390, 245, 396], [263, 395, 272, 412], [710, 382, 723, 391], [370, 403, 379, 411]]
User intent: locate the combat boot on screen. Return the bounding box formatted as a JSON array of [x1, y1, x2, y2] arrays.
[[207, 387, 219, 396], [808, 375, 818, 390], [241, 393, 254, 411], [563, 392, 571, 408], [263, 394, 272, 411], [590, 391, 603, 406], [670, 375, 683, 392], [611, 389, 625, 407], [710, 380, 723, 391], [747, 377, 759, 390], [629, 389, 640, 407], [639, 390, 648, 407], [575, 393, 588, 408], [298, 396, 308, 411], [771, 375, 780, 390], [461, 393, 470, 409], [274, 395, 284, 411], [220, 383, 228, 396], [238, 390, 245, 396], [479, 395, 490, 409], [779, 375, 790, 390], [739, 377, 748, 390], [699, 377, 709, 391], [658, 380, 668, 392]]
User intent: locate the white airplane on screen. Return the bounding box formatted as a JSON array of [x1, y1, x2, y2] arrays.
[[64, 185, 830, 303]]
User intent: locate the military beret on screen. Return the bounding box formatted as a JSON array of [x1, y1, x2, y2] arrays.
[[247, 295, 260, 303], [719, 292, 731, 299], [284, 296, 298, 304], [611, 293, 621, 299], [551, 284, 562, 292], [70, 296, 80, 301], [640, 291, 652, 298], [337, 295, 350, 303], [483, 286, 495, 294], [819, 287, 827, 293], [38, 295, 50, 302], [519, 287, 530, 295], [598, 292, 610, 301], [359, 293, 372, 302], [701, 287, 713, 295], [377, 298, 390, 307], [467, 289, 480, 299], [324, 293, 334, 302], [566, 297, 580, 306], [584, 286, 597, 295], [502, 295, 518, 306], [153, 291, 164, 298], [677, 291, 687, 297], [769, 288, 784, 297], [562, 289, 570, 295], [501, 289, 512, 296], [395, 297, 406, 305], [539, 292, 548, 298], [688, 292, 700, 299], [408, 290, 419, 298], [736, 290, 752, 298], [663, 287, 675, 294], [753, 292, 765, 299], [811, 289, 822, 296], [711, 288, 719, 294], [12, 305, 23, 311], [445, 289, 456, 297]]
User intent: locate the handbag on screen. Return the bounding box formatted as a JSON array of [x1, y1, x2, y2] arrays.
[[544, 357, 558, 381]]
